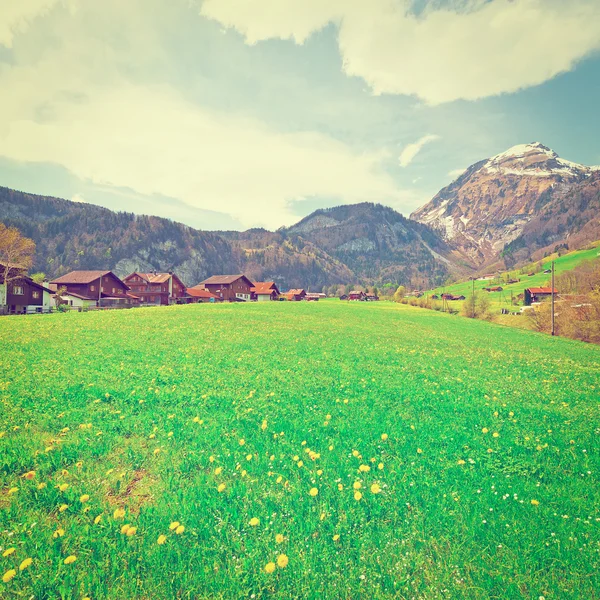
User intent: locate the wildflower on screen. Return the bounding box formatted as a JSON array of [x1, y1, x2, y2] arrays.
[[381, 433, 388, 441], [239, 439, 245, 446], [493, 432, 499, 438], [370, 483, 381, 494], [37, 483, 47, 490], [80, 494, 90, 503], [121, 524, 131, 535], [217, 483, 226, 492], [209, 455, 215, 463], [22, 471, 36, 480], [2, 569, 16, 583], [297, 461, 303, 468], [354, 491, 363, 501], [487, 448, 494, 453], [19, 558, 32, 571], [333, 534, 340, 541], [113, 508, 126, 519], [275, 534, 284, 544], [317, 469, 323, 476], [531, 499, 540, 506], [417, 448, 423, 454], [94, 515, 102, 525], [277, 554, 289, 568], [59, 504, 69, 513], [157, 534, 167, 545], [153, 448, 161, 455], [169, 521, 180, 530], [328, 445, 334, 451], [352, 450, 359, 457], [57, 483, 69, 492], [2, 548, 15, 557], [337, 483, 344, 491], [126, 526, 137, 536], [482, 428, 489, 434], [53, 528, 65, 538], [457, 459, 466, 465], [353, 482, 362, 490], [214, 467, 223, 475], [359, 464, 370, 472], [149, 433, 156, 439], [246, 454, 252, 461], [63, 555, 77, 565], [378, 462, 384, 470], [193, 416, 201, 423], [175, 525, 184, 534], [8, 487, 18, 495], [249, 518, 259, 527], [167, 432, 173, 438], [309, 487, 318, 497], [261, 420, 267, 431], [264, 562, 276, 574]]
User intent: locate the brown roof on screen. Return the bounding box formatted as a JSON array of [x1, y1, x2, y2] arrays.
[[527, 287, 557, 294], [50, 270, 112, 284], [56, 291, 95, 300], [126, 272, 172, 284], [252, 282, 279, 294], [186, 287, 219, 299], [286, 289, 305, 295], [199, 274, 249, 285]]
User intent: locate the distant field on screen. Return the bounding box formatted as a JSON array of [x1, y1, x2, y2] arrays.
[[428, 242, 600, 313], [1, 302, 599, 599]]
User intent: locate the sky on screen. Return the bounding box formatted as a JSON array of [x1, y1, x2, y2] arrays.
[[0, 0, 599, 231]]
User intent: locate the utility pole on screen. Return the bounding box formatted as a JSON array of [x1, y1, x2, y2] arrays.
[[472, 278, 475, 318], [551, 261, 555, 336]]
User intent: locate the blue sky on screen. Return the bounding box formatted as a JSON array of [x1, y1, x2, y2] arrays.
[[0, 0, 599, 230]]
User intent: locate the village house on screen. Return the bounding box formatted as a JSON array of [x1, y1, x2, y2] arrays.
[[441, 293, 466, 301], [194, 274, 254, 302], [284, 289, 306, 301], [305, 293, 320, 301], [123, 272, 187, 305], [185, 287, 219, 303], [483, 286, 503, 292], [0, 263, 53, 314], [49, 271, 136, 307], [251, 282, 280, 301], [524, 287, 557, 306], [365, 293, 379, 301], [348, 290, 366, 301]]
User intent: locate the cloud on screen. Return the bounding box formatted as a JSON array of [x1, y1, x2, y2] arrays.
[[0, 0, 65, 48], [200, 0, 600, 104], [399, 134, 440, 167], [448, 167, 466, 178]]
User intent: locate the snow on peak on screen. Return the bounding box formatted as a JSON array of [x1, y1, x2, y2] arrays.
[[490, 142, 556, 163]]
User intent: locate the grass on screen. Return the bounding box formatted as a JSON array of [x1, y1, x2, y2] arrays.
[[427, 242, 600, 313], [1, 301, 599, 599]]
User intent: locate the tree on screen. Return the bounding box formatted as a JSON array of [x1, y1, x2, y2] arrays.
[[393, 285, 405, 303], [30, 272, 46, 283], [0, 223, 36, 291], [372, 286, 379, 297]]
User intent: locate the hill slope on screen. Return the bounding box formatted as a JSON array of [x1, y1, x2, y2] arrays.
[[411, 143, 600, 267]]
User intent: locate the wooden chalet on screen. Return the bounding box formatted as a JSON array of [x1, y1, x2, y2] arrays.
[[49, 271, 136, 307], [365, 293, 379, 301], [348, 290, 366, 301], [185, 287, 219, 303], [441, 293, 466, 301], [284, 289, 306, 301], [123, 272, 187, 305], [0, 263, 53, 314], [251, 282, 280, 301], [524, 287, 557, 306], [483, 286, 503, 292], [194, 274, 254, 302], [305, 293, 320, 301]]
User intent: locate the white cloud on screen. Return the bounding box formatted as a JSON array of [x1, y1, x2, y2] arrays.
[[0, 0, 65, 48], [200, 0, 600, 104], [399, 134, 440, 167]]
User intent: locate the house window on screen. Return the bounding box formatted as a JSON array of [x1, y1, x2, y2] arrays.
[[13, 285, 24, 295], [90, 285, 96, 292]]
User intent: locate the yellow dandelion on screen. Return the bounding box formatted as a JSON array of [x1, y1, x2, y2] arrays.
[[277, 554, 289, 568], [59, 504, 69, 513], [309, 487, 318, 497], [352, 450, 359, 457], [8, 487, 18, 495], [482, 428, 489, 434], [148, 433, 156, 439], [249, 518, 259, 527], [381, 433, 388, 441], [57, 483, 69, 492], [3, 569, 16, 583], [22, 471, 36, 480], [337, 483, 343, 491], [37, 482, 47, 490], [217, 483, 226, 492], [214, 467, 223, 475], [264, 562, 276, 574], [94, 515, 102, 525], [157, 534, 167, 545], [120, 524, 131, 535], [175, 525, 184, 534], [297, 461, 304, 468], [3, 548, 15, 557], [169, 521, 180, 530], [531, 499, 540, 506], [492, 432, 499, 438], [209, 455, 215, 463], [457, 459, 466, 465], [275, 534, 284, 544], [241, 469, 247, 477], [316, 469, 323, 476], [80, 494, 90, 503], [417, 448, 423, 454], [354, 491, 363, 501], [378, 463, 384, 470], [113, 508, 125, 519], [53, 528, 65, 538], [293, 455, 299, 461], [487, 448, 494, 453], [359, 464, 370, 472], [353, 482, 362, 490], [333, 534, 340, 541], [261, 420, 268, 431], [126, 526, 137, 536], [63, 555, 77, 565], [239, 439, 245, 446], [153, 448, 161, 455], [246, 454, 252, 461], [167, 432, 173, 438], [370, 483, 381, 494], [328, 445, 334, 451], [19, 558, 32, 571]]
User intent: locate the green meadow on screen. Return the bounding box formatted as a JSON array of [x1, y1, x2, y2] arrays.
[[1, 302, 599, 599]]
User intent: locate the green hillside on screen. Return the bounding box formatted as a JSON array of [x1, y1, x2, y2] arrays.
[[1, 302, 599, 598], [428, 242, 600, 311]]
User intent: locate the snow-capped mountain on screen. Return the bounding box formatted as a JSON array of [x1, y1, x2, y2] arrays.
[[411, 143, 600, 266]]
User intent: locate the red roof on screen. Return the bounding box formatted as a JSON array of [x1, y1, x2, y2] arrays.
[[186, 287, 219, 299], [526, 287, 557, 294], [252, 282, 279, 294], [50, 270, 112, 284], [126, 272, 172, 284], [200, 274, 249, 285]]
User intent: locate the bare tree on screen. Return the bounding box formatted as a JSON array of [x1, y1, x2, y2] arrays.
[[0, 223, 36, 290]]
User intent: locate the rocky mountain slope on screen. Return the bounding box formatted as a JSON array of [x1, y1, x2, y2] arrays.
[[411, 142, 600, 267], [0, 188, 454, 289]]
